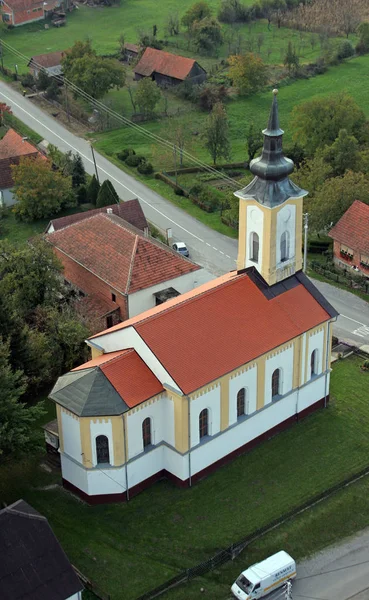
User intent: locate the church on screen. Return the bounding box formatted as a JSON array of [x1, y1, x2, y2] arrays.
[[50, 91, 338, 504]]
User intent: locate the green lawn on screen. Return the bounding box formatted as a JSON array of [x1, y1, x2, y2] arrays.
[[1, 357, 369, 600]]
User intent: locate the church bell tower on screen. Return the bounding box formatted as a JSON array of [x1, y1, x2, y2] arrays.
[[236, 89, 307, 286]]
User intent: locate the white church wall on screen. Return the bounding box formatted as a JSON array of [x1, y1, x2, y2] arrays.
[[128, 269, 214, 318], [246, 205, 264, 270], [86, 464, 127, 496], [61, 453, 88, 493], [307, 329, 325, 376], [163, 445, 189, 481], [126, 396, 173, 459], [298, 373, 328, 413], [66, 593, 82, 600], [228, 365, 257, 426], [127, 445, 164, 488], [90, 419, 114, 467], [300, 333, 306, 385], [190, 385, 221, 447], [276, 203, 296, 266], [264, 345, 294, 405], [61, 410, 82, 464]]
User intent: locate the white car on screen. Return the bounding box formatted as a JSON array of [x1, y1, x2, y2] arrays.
[[172, 242, 189, 257]]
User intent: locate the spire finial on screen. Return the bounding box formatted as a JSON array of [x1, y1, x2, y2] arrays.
[[273, 88, 278, 95]]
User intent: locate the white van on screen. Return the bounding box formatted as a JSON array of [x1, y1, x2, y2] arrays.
[[231, 551, 296, 599]]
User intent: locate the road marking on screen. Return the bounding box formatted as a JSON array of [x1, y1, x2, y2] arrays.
[[212, 246, 218, 250], [226, 254, 231, 258], [340, 314, 367, 327], [206, 242, 211, 247], [353, 325, 369, 338], [0, 89, 206, 243], [219, 251, 224, 255]]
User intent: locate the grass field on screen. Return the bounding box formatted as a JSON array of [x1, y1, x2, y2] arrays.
[[1, 356, 369, 600]]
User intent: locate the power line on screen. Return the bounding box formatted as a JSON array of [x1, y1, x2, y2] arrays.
[[0, 39, 242, 189]]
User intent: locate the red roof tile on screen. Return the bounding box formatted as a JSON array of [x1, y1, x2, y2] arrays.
[[0, 129, 40, 160], [73, 349, 164, 407], [124, 43, 139, 53], [91, 271, 331, 395], [45, 199, 148, 233], [135, 47, 200, 81], [77, 293, 118, 318], [28, 51, 65, 69], [47, 213, 199, 295], [328, 200, 369, 255]]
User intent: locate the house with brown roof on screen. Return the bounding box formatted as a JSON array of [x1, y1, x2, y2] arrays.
[[46, 212, 213, 331], [28, 50, 65, 78], [0, 129, 44, 207], [328, 200, 369, 277], [134, 47, 206, 86], [49, 91, 338, 504], [123, 42, 140, 63], [1, 0, 60, 26]]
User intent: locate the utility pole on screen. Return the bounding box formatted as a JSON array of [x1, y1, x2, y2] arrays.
[[303, 212, 309, 273], [64, 83, 70, 123], [173, 144, 178, 186], [89, 142, 99, 183]]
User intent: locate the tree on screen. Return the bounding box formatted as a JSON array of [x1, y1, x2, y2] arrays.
[[72, 154, 86, 188], [246, 123, 263, 161], [48, 145, 74, 176], [357, 22, 369, 53], [322, 129, 361, 176], [166, 13, 180, 36], [192, 17, 223, 54], [229, 53, 268, 95], [204, 102, 231, 165], [0, 102, 12, 126], [135, 78, 161, 116], [12, 157, 75, 222], [36, 70, 50, 91], [96, 180, 120, 207], [284, 41, 299, 74], [310, 171, 369, 230], [62, 39, 95, 73], [45, 79, 60, 101], [0, 338, 45, 457], [292, 155, 333, 195], [181, 1, 211, 30], [87, 174, 100, 205], [290, 93, 368, 157]]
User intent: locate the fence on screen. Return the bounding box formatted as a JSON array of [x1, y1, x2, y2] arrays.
[[135, 464, 369, 600], [311, 262, 369, 294]]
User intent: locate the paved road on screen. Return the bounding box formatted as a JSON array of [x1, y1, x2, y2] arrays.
[[1, 81, 369, 345], [293, 527, 369, 600]]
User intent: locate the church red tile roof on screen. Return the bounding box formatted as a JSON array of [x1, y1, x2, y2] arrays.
[[91, 270, 332, 394], [328, 200, 369, 255], [73, 349, 164, 407], [135, 47, 198, 80], [45, 199, 148, 233], [47, 213, 199, 295]]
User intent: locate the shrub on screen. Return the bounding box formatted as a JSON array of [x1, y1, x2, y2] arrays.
[[137, 160, 154, 175], [337, 41, 355, 60], [361, 359, 369, 371], [77, 185, 87, 205], [218, 0, 251, 23], [125, 154, 144, 167], [190, 183, 221, 212], [198, 84, 228, 111], [21, 73, 35, 88], [355, 40, 369, 56], [174, 187, 184, 196], [117, 148, 135, 161]]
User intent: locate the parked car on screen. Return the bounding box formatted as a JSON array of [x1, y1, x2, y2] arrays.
[[172, 242, 189, 257], [231, 551, 296, 599]]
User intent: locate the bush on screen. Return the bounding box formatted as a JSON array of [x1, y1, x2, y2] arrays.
[[198, 84, 228, 111], [355, 40, 369, 56], [190, 183, 221, 212], [117, 148, 135, 161], [218, 0, 251, 23], [174, 187, 184, 196], [21, 73, 35, 88], [337, 41, 355, 60], [137, 160, 154, 175], [361, 359, 369, 371], [125, 154, 144, 167], [77, 185, 87, 205]]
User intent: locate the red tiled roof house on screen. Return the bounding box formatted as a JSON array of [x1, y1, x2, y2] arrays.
[[134, 47, 206, 86], [0, 128, 43, 207], [28, 50, 65, 78], [328, 200, 369, 277], [1, 0, 60, 26], [46, 212, 214, 331]]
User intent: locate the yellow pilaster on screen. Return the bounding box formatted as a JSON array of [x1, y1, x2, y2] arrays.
[[80, 417, 92, 468], [172, 394, 189, 453], [292, 337, 301, 389], [111, 415, 125, 466], [237, 200, 247, 271], [256, 357, 266, 410], [220, 377, 229, 431]]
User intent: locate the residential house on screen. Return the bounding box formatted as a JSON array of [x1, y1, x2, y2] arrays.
[[0, 499, 83, 600], [328, 200, 369, 277], [46, 212, 213, 330], [0, 128, 44, 207], [1, 0, 60, 26], [134, 47, 206, 86], [45, 198, 149, 234], [49, 91, 338, 504], [123, 43, 140, 63], [28, 50, 65, 78]]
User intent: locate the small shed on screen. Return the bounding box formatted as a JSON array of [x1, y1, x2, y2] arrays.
[[27, 50, 65, 78], [134, 47, 206, 86], [124, 42, 140, 63]]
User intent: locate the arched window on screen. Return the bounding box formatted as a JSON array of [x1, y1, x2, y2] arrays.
[[272, 369, 281, 398], [96, 435, 110, 464], [199, 409, 209, 439], [237, 388, 246, 418], [311, 349, 318, 377], [280, 231, 289, 262], [142, 418, 152, 448], [250, 232, 259, 263]]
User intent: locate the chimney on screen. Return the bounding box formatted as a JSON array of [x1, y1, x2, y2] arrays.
[[106, 208, 113, 214]]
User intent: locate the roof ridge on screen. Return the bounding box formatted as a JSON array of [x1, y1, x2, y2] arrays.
[[126, 234, 139, 294]]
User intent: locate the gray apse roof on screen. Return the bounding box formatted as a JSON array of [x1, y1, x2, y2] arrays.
[[49, 367, 129, 417]]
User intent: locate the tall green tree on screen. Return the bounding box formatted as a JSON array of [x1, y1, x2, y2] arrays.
[[246, 122, 263, 161], [204, 102, 231, 165], [229, 53, 268, 95], [12, 157, 75, 222], [284, 41, 299, 74], [0, 338, 45, 457], [322, 129, 361, 176], [96, 180, 120, 207], [72, 154, 86, 188], [135, 78, 161, 115], [291, 93, 368, 157], [87, 174, 100, 205], [192, 17, 223, 54], [181, 1, 211, 29]]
